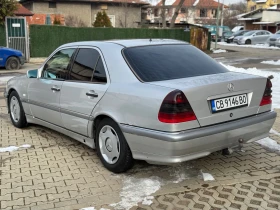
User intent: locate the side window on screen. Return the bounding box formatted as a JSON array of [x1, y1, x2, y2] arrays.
[[69, 48, 100, 82], [42, 48, 75, 80], [256, 32, 262, 36], [92, 57, 107, 83]]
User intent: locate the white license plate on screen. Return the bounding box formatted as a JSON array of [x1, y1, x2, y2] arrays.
[[211, 94, 248, 112]]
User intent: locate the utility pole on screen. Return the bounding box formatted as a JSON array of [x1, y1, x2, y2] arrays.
[[215, 0, 220, 50]]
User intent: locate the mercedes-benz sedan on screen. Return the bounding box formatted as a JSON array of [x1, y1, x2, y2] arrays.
[[4, 39, 276, 173]]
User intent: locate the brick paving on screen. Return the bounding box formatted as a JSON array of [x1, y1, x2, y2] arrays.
[[1, 84, 280, 210]]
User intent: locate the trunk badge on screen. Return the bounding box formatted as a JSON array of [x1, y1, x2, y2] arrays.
[[227, 83, 234, 91]]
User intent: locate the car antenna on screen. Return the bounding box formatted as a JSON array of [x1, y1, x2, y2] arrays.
[[149, 38, 152, 42]]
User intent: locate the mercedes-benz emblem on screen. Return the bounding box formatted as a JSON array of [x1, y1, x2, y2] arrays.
[[227, 83, 234, 91]]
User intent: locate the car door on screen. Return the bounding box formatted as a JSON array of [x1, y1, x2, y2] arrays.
[[59, 47, 109, 136], [262, 31, 271, 43], [28, 47, 76, 126], [252, 31, 262, 44]]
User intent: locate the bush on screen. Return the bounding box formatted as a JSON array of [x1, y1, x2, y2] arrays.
[[93, 11, 112, 27]]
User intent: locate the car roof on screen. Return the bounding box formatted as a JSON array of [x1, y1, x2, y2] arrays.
[[61, 39, 188, 48]]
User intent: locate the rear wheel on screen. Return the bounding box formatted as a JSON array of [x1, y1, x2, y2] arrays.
[[96, 118, 134, 173], [245, 39, 251, 45], [9, 91, 27, 128], [5, 57, 20, 70]]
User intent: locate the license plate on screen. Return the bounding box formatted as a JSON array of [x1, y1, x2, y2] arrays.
[[211, 94, 248, 112]]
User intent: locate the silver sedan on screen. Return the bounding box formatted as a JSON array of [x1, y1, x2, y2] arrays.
[[4, 39, 276, 173], [233, 30, 272, 45]]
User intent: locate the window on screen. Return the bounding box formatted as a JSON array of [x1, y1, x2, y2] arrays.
[[49, 2, 56, 8], [212, 9, 217, 18], [200, 9, 207, 17], [92, 57, 107, 83], [256, 31, 264, 36], [251, 6, 256, 11], [181, 8, 187, 13], [42, 48, 75, 80], [69, 48, 107, 83], [123, 45, 228, 82]]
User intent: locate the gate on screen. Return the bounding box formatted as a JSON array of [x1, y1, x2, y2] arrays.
[[5, 17, 30, 62]]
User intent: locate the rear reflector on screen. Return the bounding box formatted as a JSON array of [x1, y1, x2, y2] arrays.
[[260, 79, 272, 106], [158, 90, 197, 123]]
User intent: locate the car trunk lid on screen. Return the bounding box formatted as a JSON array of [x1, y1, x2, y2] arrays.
[[148, 72, 267, 127]]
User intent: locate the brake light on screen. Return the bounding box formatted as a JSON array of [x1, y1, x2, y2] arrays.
[[158, 90, 197, 123], [260, 79, 272, 106]]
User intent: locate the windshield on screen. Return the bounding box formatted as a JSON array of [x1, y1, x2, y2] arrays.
[[123, 45, 228, 82], [233, 30, 247, 36], [243, 31, 255, 36]]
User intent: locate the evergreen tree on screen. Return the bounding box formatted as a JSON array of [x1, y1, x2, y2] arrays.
[[93, 11, 112, 27]]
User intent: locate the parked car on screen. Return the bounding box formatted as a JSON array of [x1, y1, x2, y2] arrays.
[[268, 30, 280, 47], [222, 31, 233, 42], [232, 26, 244, 32], [204, 25, 231, 41], [233, 30, 272, 45], [4, 39, 276, 173], [225, 30, 249, 43], [0, 47, 25, 70]]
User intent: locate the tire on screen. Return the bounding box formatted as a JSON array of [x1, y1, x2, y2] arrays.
[[245, 40, 251, 45], [96, 118, 133, 173], [8, 91, 27, 128], [5, 57, 20, 70]]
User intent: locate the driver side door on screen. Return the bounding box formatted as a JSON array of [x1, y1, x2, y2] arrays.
[[28, 47, 76, 126]]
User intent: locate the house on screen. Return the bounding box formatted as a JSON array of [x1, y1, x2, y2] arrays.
[[144, 0, 228, 25], [20, 0, 149, 27], [247, 0, 280, 12], [239, 8, 280, 33], [14, 4, 34, 17]]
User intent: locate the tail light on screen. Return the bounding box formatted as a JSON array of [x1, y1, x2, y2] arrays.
[[260, 78, 272, 106], [158, 90, 197, 123]]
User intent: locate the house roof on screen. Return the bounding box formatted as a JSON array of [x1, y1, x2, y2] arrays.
[[14, 4, 33, 16], [20, 0, 149, 5], [157, 0, 228, 8]]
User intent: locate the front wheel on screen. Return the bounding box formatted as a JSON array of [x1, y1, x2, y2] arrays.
[[96, 118, 134, 173], [5, 57, 20, 70], [245, 39, 251, 45], [9, 91, 27, 128]]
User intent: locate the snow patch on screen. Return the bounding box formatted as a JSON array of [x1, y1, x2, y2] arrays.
[[270, 129, 280, 136], [80, 208, 96, 210], [0, 76, 14, 85], [220, 63, 280, 109], [261, 60, 280, 65], [142, 196, 154, 205], [257, 137, 280, 152], [201, 172, 215, 181], [212, 49, 227, 54], [110, 176, 161, 210], [218, 42, 280, 50], [0, 144, 31, 153]]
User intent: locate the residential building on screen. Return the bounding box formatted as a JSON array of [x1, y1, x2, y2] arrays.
[[20, 0, 149, 27], [247, 0, 280, 12], [144, 0, 228, 25], [14, 4, 34, 17], [239, 8, 280, 33]]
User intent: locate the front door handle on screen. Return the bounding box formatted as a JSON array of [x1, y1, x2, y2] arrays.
[[51, 87, 60, 92], [86, 91, 98, 98]]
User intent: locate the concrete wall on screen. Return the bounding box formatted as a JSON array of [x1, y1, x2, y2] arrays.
[[262, 10, 280, 22], [91, 4, 141, 28], [25, 2, 92, 26]]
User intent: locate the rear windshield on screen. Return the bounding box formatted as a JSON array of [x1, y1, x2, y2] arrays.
[[123, 44, 229, 82]]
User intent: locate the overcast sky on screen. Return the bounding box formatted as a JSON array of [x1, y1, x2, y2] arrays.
[[221, 0, 245, 5]]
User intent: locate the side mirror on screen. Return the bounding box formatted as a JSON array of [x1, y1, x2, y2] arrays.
[[27, 69, 38, 78]]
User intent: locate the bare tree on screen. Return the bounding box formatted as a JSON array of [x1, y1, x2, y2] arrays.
[[119, 1, 130, 27], [65, 15, 86, 27], [161, 0, 166, 28], [170, 0, 185, 28]]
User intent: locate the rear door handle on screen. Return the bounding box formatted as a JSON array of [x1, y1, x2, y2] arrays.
[[51, 87, 60, 92], [86, 91, 98, 98]]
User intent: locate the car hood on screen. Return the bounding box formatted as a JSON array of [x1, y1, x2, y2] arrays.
[[0, 47, 22, 55], [270, 34, 280, 39]]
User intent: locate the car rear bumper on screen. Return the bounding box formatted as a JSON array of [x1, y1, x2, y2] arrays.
[[121, 111, 276, 164]]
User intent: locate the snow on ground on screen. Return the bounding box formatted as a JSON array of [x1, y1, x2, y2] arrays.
[[261, 60, 280, 65], [80, 208, 96, 210], [0, 144, 31, 153], [271, 129, 280, 136], [212, 49, 227, 54], [220, 63, 280, 109], [218, 42, 280, 50], [0, 76, 14, 85], [110, 176, 161, 210], [257, 137, 280, 152], [201, 172, 215, 181]]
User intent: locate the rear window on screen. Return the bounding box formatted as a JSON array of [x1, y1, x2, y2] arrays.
[[123, 44, 229, 82]]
